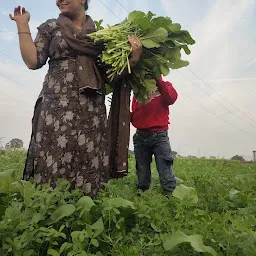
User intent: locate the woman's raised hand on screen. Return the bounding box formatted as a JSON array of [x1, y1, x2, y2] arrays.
[[9, 6, 30, 24]]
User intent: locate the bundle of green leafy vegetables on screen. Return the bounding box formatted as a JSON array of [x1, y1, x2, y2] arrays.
[[90, 11, 195, 103]]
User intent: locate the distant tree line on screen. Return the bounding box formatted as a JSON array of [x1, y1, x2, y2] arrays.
[[0, 138, 24, 151], [0, 138, 248, 162]]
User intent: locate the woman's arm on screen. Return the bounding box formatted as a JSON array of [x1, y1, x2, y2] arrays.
[[127, 35, 143, 69], [10, 6, 37, 69]]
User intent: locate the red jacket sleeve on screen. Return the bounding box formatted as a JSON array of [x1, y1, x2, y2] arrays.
[[157, 77, 178, 105]]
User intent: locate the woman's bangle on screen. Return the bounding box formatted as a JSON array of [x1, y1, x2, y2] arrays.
[[18, 32, 31, 35]]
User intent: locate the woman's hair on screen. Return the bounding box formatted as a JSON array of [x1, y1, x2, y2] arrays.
[[84, 0, 89, 10]]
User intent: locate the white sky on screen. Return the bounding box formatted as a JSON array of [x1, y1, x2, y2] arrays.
[[0, 0, 256, 159]]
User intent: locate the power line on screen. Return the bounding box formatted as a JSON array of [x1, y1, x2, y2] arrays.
[[97, 0, 121, 21], [102, 0, 256, 137], [3, 1, 256, 140], [0, 48, 33, 76], [178, 87, 256, 138], [0, 49, 24, 66], [116, 0, 130, 14], [0, 71, 39, 96], [114, 0, 256, 128], [187, 67, 256, 127], [178, 70, 256, 132]]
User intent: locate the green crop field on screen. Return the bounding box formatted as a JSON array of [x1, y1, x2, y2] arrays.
[[0, 150, 255, 255]]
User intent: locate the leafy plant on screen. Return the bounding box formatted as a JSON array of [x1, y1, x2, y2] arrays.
[[89, 10, 195, 103], [0, 152, 255, 255]]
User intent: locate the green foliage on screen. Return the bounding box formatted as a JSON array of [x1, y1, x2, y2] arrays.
[[163, 231, 217, 255], [0, 152, 256, 255], [173, 184, 198, 204], [89, 11, 195, 103]]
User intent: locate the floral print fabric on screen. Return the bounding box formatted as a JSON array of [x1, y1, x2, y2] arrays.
[[23, 19, 109, 196]]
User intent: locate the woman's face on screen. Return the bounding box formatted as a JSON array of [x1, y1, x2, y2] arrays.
[[56, 0, 85, 15]]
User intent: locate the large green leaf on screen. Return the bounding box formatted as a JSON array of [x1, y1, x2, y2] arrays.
[[77, 196, 95, 211], [160, 63, 170, 76], [132, 66, 146, 79], [141, 27, 168, 48], [163, 231, 217, 256], [90, 219, 105, 239], [164, 47, 181, 62], [13, 180, 34, 205], [169, 23, 181, 32], [128, 11, 145, 23], [91, 238, 99, 247], [169, 30, 195, 45], [134, 79, 157, 104], [136, 17, 152, 30], [151, 17, 173, 32], [77, 196, 95, 223], [174, 41, 191, 55], [172, 184, 198, 203], [144, 79, 157, 93], [146, 11, 155, 20], [162, 39, 176, 48], [91, 217, 104, 230], [169, 59, 189, 69], [50, 204, 76, 223], [90, 10, 195, 103], [141, 40, 161, 49]]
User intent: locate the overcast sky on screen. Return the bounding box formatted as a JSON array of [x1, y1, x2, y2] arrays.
[[0, 0, 256, 159]]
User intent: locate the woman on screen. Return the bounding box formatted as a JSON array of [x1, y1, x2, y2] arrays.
[[10, 0, 142, 196]]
